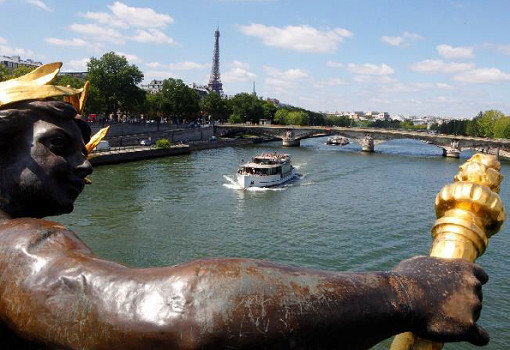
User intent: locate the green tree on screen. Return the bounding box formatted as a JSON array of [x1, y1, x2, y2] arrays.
[[83, 85, 102, 116], [273, 109, 289, 125], [0, 65, 10, 82], [10, 65, 35, 78], [87, 52, 144, 118], [230, 93, 265, 123], [493, 116, 510, 139], [145, 92, 166, 120], [262, 100, 277, 121], [201, 92, 230, 121], [326, 115, 350, 127], [309, 111, 326, 126], [466, 112, 484, 137], [286, 110, 310, 125], [228, 113, 243, 124], [54, 75, 85, 89], [401, 119, 414, 130], [161, 78, 200, 121], [479, 110, 504, 138]]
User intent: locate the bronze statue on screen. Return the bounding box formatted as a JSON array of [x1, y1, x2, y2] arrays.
[[0, 64, 494, 349]]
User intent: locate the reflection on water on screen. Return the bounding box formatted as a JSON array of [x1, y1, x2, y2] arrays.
[[59, 137, 510, 350]]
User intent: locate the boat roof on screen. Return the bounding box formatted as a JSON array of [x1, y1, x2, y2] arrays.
[[253, 153, 290, 159], [241, 153, 291, 168], [242, 162, 284, 168]]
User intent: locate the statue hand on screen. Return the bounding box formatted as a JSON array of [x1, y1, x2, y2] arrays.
[[392, 256, 489, 346]]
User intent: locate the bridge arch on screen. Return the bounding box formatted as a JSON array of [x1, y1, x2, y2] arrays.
[[215, 125, 509, 158]]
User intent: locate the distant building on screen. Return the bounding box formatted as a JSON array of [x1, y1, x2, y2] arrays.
[[59, 71, 87, 79], [189, 83, 209, 100], [140, 80, 164, 93], [266, 98, 280, 107], [1, 55, 42, 72]]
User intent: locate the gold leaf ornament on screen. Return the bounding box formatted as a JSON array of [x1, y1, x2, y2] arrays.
[[0, 62, 89, 114]]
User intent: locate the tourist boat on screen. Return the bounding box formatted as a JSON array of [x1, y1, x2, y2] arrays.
[[326, 136, 349, 145], [237, 153, 297, 188]]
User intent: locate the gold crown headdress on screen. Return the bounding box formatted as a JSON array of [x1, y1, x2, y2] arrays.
[[0, 62, 89, 113], [0, 62, 109, 158]]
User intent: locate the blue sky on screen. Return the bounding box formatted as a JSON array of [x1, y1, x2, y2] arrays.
[[1, 0, 509, 117]]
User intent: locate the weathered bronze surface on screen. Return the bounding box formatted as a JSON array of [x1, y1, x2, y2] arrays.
[[0, 65, 497, 349], [390, 154, 505, 350]]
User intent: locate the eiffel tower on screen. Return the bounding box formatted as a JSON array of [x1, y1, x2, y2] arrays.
[[208, 27, 224, 96]]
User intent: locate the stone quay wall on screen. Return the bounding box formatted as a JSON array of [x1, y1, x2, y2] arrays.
[[89, 123, 214, 147]]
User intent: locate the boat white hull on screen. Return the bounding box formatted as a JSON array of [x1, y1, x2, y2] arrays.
[[237, 169, 297, 189]]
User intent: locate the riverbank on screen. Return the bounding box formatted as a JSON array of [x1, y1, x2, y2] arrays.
[[89, 138, 263, 166]]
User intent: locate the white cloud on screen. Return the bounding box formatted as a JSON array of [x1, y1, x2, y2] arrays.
[[347, 63, 394, 75], [453, 68, 510, 83], [82, 11, 128, 29], [327, 61, 343, 68], [371, 98, 391, 104], [315, 78, 348, 87], [0, 38, 35, 57], [381, 31, 423, 47], [223, 61, 257, 83], [133, 29, 174, 45], [63, 58, 90, 72], [263, 66, 309, 80], [145, 61, 208, 70], [436, 83, 455, 90], [223, 68, 257, 83], [353, 75, 397, 84], [146, 62, 164, 69], [144, 70, 176, 81], [436, 96, 459, 103], [168, 62, 209, 70], [410, 59, 475, 73], [26, 0, 52, 12], [45, 38, 88, 47], [381, 36, 404, 46], [108, 1, 173, 28], [437, 44, 474, 59], [263, 66, 310, 92], [69, 23, 125, 44], [231, 60, 250, 70], [483, 43, 510, 56], [68, 3, 175, 47], [115, 51, 142, 64], [383, 83, 430, 93], [239, 24, 352, 53]]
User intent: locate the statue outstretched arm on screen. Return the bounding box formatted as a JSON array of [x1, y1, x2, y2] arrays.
[[0, 218, 486, 350]]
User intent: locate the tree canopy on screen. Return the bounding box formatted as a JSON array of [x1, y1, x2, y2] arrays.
[[229, 93, 266, 123], [200, 92, 230, 121], [161, 78, 200, 121], [0, 65, 10, 82], [87, 52, 145, 117], [493, 116, 510, 139]]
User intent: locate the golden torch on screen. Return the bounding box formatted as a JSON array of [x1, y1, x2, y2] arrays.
[[390, 153, 506, 350]]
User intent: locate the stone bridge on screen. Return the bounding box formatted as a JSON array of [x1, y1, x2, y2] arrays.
[[215, 125, 330, 146], [215, 124, 510, 158]]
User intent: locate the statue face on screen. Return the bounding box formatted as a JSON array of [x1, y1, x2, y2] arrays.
[[1, 112, 92, 218]]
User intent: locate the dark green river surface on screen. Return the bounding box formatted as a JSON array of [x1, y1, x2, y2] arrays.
[[58, 137, 510, 349]]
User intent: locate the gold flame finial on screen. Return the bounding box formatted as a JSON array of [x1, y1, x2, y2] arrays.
[[0, 62, 89, 114], [390, 153, 505, 350]]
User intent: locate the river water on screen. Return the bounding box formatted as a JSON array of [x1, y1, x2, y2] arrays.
[[59, 138, 510, 349]]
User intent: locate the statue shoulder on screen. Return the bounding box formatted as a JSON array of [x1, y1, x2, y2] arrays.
[[0, 218, 92, 256]]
